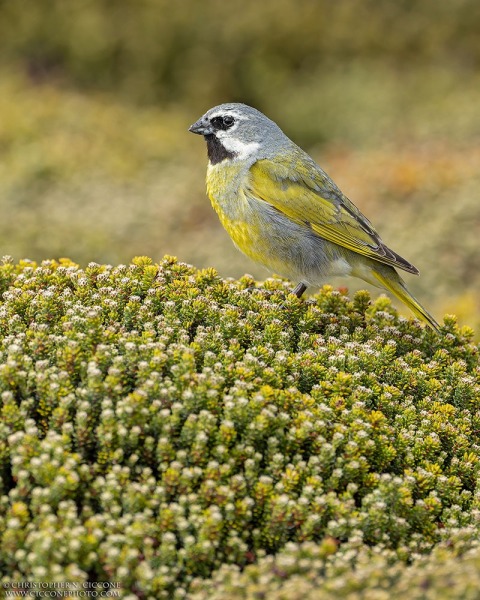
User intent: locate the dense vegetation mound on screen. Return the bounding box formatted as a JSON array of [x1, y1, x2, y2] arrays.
[[0, 257, 478, 599]]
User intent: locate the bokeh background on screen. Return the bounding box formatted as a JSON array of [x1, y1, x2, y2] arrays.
[[0, 0, 479, 328]]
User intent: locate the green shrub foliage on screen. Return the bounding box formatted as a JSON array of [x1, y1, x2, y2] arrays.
[[0, 257, 478, 598]]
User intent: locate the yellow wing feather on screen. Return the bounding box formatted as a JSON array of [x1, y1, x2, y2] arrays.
[[248, 154, 419, 275]]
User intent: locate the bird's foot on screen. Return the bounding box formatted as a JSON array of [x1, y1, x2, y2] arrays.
[[292, 282, 307, 298]]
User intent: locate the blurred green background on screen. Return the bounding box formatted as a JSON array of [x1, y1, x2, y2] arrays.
[[0, 0, 479, 327]]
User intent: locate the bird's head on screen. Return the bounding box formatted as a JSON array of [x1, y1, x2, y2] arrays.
[[189, 103, 287, 165]]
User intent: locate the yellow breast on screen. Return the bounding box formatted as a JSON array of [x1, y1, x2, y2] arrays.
[[206, 161, 265, 262]]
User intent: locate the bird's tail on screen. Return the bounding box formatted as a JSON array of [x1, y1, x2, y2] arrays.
[[370, 268, 440, 332]]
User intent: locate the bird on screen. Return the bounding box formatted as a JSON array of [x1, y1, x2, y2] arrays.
[[189, 103, 439, 331]]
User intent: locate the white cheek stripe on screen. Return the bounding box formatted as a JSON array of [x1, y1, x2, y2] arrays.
[[218, 136, 261, 160]]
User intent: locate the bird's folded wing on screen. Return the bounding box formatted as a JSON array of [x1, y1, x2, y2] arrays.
[[248, 156, 418, 274]]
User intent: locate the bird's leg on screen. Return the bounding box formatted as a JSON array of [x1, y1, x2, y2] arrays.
[[292, 282, 307, 298]]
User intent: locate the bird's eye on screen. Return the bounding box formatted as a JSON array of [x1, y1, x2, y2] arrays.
[[211, 115, 235, 130]]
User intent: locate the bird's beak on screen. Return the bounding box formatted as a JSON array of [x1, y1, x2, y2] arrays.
[[188, 118, 213, 136]]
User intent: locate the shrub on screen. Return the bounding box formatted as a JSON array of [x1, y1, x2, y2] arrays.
[[0, 256, 478, 598]]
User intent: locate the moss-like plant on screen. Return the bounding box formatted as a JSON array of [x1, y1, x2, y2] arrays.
[[0, 256, 478, 598]]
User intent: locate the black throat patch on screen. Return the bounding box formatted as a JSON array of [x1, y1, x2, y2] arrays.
[[205, 135, 236, 165]]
